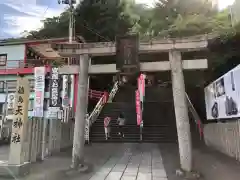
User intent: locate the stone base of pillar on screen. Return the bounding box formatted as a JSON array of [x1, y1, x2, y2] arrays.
[[176, 169, 201, 179], [0, 161, 30, 178]]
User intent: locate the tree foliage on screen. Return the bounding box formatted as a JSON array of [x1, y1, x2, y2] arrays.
[[13, 0, 239, 81], [23, 0, 233, 41], [25, 0, 133, 42]]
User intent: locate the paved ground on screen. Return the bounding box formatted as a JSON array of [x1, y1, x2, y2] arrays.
[[88, 144, 167, 180], [1, 143, 240, 180], [160, 143, 240, 180], [0, 143, 168, 180]]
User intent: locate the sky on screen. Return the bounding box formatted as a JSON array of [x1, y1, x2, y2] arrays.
[[0, 0, 235, 39]]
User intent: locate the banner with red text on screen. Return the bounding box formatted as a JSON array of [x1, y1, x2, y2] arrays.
[[136, 90, 142, 125], [34, 67, 45, 117]]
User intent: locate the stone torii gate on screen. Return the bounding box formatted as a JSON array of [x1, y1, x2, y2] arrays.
[[53, 35, 209, 172]]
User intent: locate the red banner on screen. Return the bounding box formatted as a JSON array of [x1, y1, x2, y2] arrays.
[[136, 90, 142, 125]]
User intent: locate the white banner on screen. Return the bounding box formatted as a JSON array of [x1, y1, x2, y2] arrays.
[[7, 93, 15, 110], [205, 64, 240, 120], [70, 75, 74, 108], [34, 67, 45, 117], [138, 74, 146, 103], [62, 75, 69, 107]]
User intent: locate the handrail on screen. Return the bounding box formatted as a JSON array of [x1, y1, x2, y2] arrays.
[[88, 96, 105, 126], [108, 81, 119, 103], [185, 92, 203, 140], [88, 81, 118, 125], [88, 89, 105, 99], [85, 81, 119, 142]]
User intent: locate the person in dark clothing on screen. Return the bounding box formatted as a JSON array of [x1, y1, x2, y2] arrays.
[[117, 113, 126, 138]]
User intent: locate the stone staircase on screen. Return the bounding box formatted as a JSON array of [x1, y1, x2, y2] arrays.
[[90, 102, 140, 142], [142, 101, 177, 143], [90, 85, 178, 143]]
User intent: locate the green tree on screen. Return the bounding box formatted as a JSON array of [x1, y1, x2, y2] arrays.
[[26, 0, 133, 42]]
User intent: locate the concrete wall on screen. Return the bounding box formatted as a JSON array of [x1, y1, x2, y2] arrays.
[[204, 121, 240, 161], [0, 45, 25, 68], [232, 0, 240, 25]]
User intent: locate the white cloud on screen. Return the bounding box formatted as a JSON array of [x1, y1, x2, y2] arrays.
[[218, 0, 235, 10], [135, 0, 156, 7], [3, 16, 44, 36], [1, 0, 65, 38]]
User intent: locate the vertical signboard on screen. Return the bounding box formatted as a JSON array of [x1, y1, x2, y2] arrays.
[[9, 77, 30, 164], [116, 34, 139, 72], [138, 74, 146, 103], [50, 67, 60, 108], [48, 67, 61, 119], [34, 67, 45, 117], [7, 93, 15, 110], [62, 75, 69, 107], [135, 90, 142, 126], [70, 75, 74, 108]]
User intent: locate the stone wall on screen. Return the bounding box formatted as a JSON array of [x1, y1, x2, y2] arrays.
[[204, 120, 240, 161]]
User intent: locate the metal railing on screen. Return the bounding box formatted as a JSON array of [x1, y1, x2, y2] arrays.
[[0, 58, 81, 71], [0, 80, 35, 92], [88, 89, 105, 100], [85, 81, 119, 142], [185, 93, 203, 140], [107, 81, 119, 103], [0, 59, 50, 70]]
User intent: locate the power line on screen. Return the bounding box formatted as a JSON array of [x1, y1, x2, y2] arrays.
[[80, 21, 111, 42], [42, 6, 49, 18]]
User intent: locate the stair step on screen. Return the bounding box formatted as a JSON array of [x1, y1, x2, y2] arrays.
[[89, 86, 178, 143]]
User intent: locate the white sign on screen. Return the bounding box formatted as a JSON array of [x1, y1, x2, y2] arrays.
[[7, 93, 15, 109], [70, 75, 74, 107], [138, 74, 146, 102], [34, 67, 45, 117], [205, 64, 240, 120], [62, 75, 69, 107], [47, 107, 61, 119]]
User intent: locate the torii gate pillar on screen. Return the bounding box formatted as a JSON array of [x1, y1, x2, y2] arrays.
[[71, 54, 89, 169], [169, 50, 192, 172]]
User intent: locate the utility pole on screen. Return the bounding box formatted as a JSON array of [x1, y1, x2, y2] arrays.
[[58, 0, 76, 43], [58, 0, 89, 170], [229, 6, 234, 27]]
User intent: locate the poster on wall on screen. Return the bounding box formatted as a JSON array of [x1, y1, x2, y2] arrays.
[[205, 64, 240, 120], [34, 67, 45, 117]]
